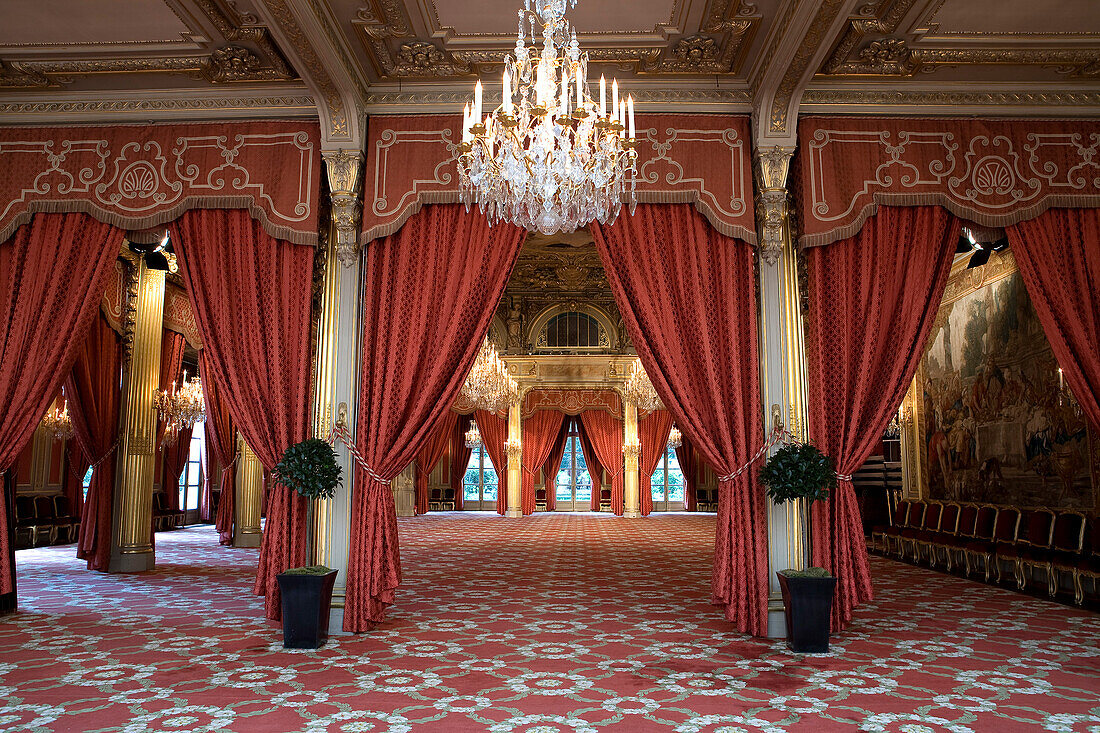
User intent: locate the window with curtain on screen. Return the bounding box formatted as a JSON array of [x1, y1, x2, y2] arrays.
[[463, 445, 498, 511], [650, 445, 686, 511], [555, 431, 592, 511], [177, 431, 205, 518]]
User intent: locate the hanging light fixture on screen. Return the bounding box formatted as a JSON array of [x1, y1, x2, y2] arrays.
[[460, 337, 520, 413], [667, 424, 682, 450], [41, 398, 74, 442], [457, 0, 638, 235], [155, 370, 207, 447], [465, 422, 483, 449], [623, 359, 663, 413]]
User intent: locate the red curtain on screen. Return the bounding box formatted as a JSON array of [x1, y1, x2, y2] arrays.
[[592, 203, 764, 635], [202, 349, 237, 537], [638, 410, 673, 516], [0, 213, 123, 596], [805, 205, 959, 630], [578, 411, 624, 515], [451, 415, 473, 511], [66, 315, 123, 572], [415, 411, 458, 515], [348, 205, 524, 631], [676, 437, 698, 512], [542, 418, 571, 512], [63, 446, 89, 519], [575, 417, 604, 511], [476, 410, 510, 515], [520, 410, 565, 515], [171, 209, 313, 620], [1007, 208, 1100, 432], [156, 330, 186, 512]]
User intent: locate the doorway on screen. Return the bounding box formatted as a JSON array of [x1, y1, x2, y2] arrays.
[[553, 430, 593, 511], [462, 444, 499, 511]]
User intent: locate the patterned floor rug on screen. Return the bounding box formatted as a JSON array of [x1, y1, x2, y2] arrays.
[[1, 512, 1098, 732]]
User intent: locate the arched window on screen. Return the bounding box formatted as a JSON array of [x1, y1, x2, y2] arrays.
[[535, 311, 610, 351]]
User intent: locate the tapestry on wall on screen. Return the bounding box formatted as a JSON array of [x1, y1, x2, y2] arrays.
[[919, 250, 1098, 510]]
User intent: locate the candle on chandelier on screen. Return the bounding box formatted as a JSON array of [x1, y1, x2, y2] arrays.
[[1059, 367, 1064, 390], [576, 68, 582, 109], [599, 75, 606, 117], [503, 68, 513, 115], [474, 80, 483, 121], [627, 95, 635, 139], [462, 103, 471, 142], [612, 79, 619, 124], [560, 67, 568, 113]]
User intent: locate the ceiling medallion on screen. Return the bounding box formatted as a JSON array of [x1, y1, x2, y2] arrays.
[[457, 0, 638, 235]]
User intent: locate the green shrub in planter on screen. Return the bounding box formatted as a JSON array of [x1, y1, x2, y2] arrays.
[[273, 438, 342, 569], [760, 441, 837, 571]]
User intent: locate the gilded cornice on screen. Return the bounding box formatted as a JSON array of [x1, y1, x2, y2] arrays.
[[768, 0, 848, 135], [0, 92, 317, 122], [800, 87, 1100, 110]]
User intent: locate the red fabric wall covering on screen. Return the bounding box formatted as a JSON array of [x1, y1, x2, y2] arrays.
[[520, 411, 565, 515], [541, 419, 571, 512], [578, 411, 624, 516], [592, 203, 765, 636], [450, 415, 473, 512], [415, 411, 458, 515], [804, 205, 960, 630], [638, 410, 673, 517], [476, 410, 510, 515], [575, 418, 604, 512], [171, 209, 313, 620], [67, 314, 123, 572], [0, 213, 124, 595], [347, 205, 524, 632], [1007, 208, 1100, 433]]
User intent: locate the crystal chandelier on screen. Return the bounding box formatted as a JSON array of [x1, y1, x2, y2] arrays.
[[465, 422, 483, 449], [155, 371, 206, 447], [42, 399, 74, 442], [461, 337, 520, 413], [457, 0, 638, 235], [667, 425, 682, 450], [623, 359, 663, 413]]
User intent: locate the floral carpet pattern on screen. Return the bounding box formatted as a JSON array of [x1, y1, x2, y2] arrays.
[[1, 512, 1098, 732]]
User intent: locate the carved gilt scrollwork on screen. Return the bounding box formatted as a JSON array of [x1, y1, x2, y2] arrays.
[[753, 146, 795, 265], [323, 149, 364, 267]]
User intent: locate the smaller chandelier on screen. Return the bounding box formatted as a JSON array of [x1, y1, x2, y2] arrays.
[[623, 359, 663, 413], [42, 399, 74, 442], [155, 370, 206, 447], [667, 425, 682, 450], [465, 422, 483, 449], [461, 337, 519, 413]]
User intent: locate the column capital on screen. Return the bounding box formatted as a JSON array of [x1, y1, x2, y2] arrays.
[[753, 146, 796, 266], [322, 148, 364, 268]]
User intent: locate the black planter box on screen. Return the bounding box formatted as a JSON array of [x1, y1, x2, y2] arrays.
[[777, 571, 837, 653], [276, 569, 338, 649]]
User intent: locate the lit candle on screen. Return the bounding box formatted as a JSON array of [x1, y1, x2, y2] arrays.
[[1059, 367, 1064, 390], [462, 102, 471, 142], [560, 67, 568, 113], [503, 68, 512, 116], [536, 61, 546, 105], [600, 75, 606, 117], [576, 69, 582, 109], [627, 94, 635, 139], [612, 78, 619, 124]]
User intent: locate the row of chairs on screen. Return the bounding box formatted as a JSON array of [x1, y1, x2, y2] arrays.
[[874, 500, 1099, 605], [14, 495, 80, 548], [152, 491, 185, 532], [428, 487, 457, 512]]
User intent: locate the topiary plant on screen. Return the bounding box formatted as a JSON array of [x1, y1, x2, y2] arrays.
[[273, 438, 342, 570], [759, 442, 838, 573]]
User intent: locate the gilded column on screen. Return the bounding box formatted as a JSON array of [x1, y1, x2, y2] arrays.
[[754, 145, 809, 638], [313, 149, 364, 624], [233, 436, 263, 548], [505, 401, 522, 518], [622, 402, 641, 518], [109, 259, 164, 573]]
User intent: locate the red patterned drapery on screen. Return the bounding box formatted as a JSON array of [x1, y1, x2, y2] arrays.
[[201, 350, 237, 544], [0, 213, 123, 601], [361, 115, 755, 246], [805, 205, 960, 630], [450, 415, 474, 511], [0, 122, 322, 247], [638, 410, 673, 517], [476, 410, 510, 515], [520, 410, 565, 515], [676, 437, 698, 512], [796, 117, 1100, 248], [542, 419, 571, 512], [575, 417, 604, 512], [67, 314, 123, 572], [415, 411, 459, 515], [578, 411, 624, 516], [1007, 208, 1100, 432], [171, 209, 314, 620], [592, 203, 764, 636], [347, 204, 524, 632], [157, 330, 186, 512]]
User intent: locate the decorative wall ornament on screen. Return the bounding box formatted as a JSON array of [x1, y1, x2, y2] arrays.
[[521, 388, 622, 418], [754, 145, 794, 264], [323, 149, 364, 266], [361, 113, 755, 245], [797, 116, 1100, 247], [0, 120, 322, 246]]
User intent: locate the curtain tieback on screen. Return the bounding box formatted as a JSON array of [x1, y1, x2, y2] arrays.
[[328, 423, 389, 485], [88, 436, 121, 471], [220, 451, 241, 478], [836, 473, 853, 482], [716, 427, 792, 483]]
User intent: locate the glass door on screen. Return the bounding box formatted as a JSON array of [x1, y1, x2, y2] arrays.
[[650, 445, 685, 511], [463, 445, 499, 511], [554, 434, 593, 511], [177, 431, 205, 525]]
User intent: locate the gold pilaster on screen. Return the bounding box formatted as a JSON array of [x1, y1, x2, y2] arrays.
[[505, 400, 522, 517], [622, 402, 641, 518], [109, 260, 164, 573], [234, 436, 263, 548]]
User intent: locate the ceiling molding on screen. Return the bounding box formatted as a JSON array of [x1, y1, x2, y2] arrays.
[[800, 86, 1100, 115]]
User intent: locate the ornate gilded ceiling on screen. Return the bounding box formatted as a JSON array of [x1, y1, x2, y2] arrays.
[[0, 0, 1097, 135]]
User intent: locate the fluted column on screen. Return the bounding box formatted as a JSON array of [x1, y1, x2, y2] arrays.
[[754, 145, 809, 638], [109, 259, 164, 573], [505, 401, 522, 517], [622, 402, 641, 518], [233, 437, 263, 548]]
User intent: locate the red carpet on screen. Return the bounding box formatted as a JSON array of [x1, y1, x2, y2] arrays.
[[2, 512, 1098, 731]]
